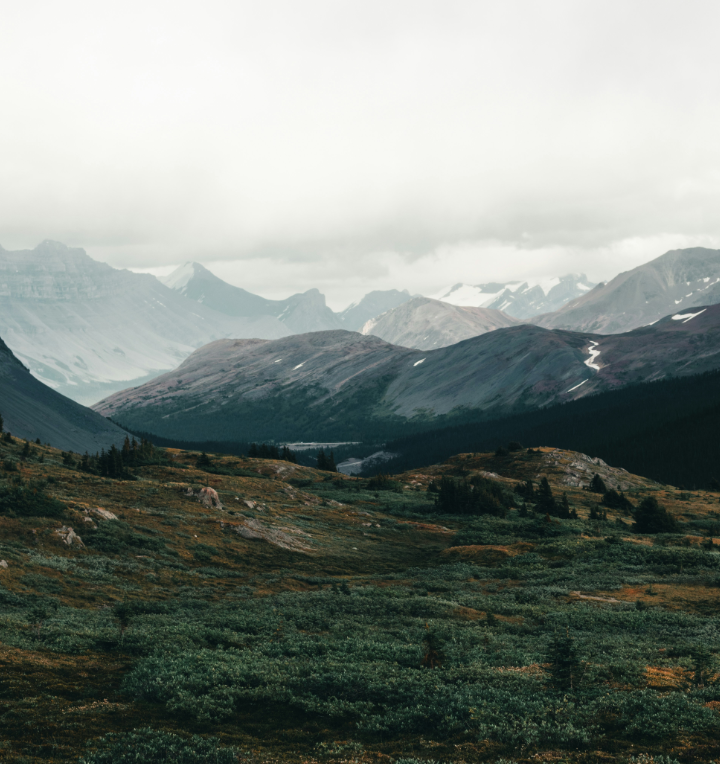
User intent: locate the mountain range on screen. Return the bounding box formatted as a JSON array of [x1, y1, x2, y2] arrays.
[[0, 242, 291, 405], [431, 273, 596, 318], [7, 240, 720, 415], [534, 247, 720, 333], [94, 302, 720, 445]]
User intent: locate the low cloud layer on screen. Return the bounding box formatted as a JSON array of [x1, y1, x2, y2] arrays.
[[2, 1, 720, 308]]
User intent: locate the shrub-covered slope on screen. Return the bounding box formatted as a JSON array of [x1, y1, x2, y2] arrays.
[[2, 436, 720, 762]]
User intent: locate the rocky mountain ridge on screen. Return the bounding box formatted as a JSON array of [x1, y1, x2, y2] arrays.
[[431, 273, 595, 319], [0, 242, 290, 404], [361, 296, 520, 349], [533, 247, 720, 333], [94, 303, 720, 444]]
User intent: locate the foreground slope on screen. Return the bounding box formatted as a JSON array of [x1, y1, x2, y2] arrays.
[[0, 242, 288, 404], [3, 438, 720, 763], [95, 304, 720, 443], [535, 246, 720, 333], [361, 296, 520, 349], [0, 335, 128, 452]]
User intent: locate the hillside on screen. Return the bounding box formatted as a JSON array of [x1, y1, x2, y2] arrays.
[[376, 367, 720, 489], [3, 437, 720, 762], [0, 242, 289, 404], [534, 246, 720, 333], [96, 304, 720, 444], [361, 296, 520, 349], [0, 334, 128, 452]]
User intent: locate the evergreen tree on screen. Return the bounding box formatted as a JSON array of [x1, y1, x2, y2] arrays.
[[589, 473, 607, 493], [633, 496, 678, 534], [535, 477, 556, 515], [601, 489, 634, 512], [196, 452, 212, 469], [122, 436, 131, 463], [514, 479, 535, 501], [692, 647, 716, 688], [316, 448, 327, 471], [558, 492, 572, 519], [0, 412, 3, 433], [547, 630, 582, 691], [21, 440, 31, 460]]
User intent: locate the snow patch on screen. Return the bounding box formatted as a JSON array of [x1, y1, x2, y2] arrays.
[[671, 309, 706, 323], [567, 379, 588, 393], [274, 358, 283, 363], [413, 358, 426, 367], [584, 341, 601, 371], [293, 362, 305, 370]]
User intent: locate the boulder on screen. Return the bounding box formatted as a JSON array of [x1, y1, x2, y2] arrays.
[[54, 526, 84, 547], [0, 560, 8, 569]]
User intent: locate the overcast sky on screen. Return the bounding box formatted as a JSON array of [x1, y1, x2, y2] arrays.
[[2, 1, 720, 309]]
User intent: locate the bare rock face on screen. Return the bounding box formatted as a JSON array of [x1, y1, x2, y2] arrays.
[[88, 507, 118, 520], [54, 526, 84, 547]]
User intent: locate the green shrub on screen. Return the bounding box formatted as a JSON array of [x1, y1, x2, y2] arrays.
[[79, 728, 239, 763], [0, 482, 65, 518]]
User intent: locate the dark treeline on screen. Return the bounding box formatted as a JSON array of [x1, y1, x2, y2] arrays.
[[248, 443, 297, 463], [72, 437, 164, 479], [370, 370, 720, 489]]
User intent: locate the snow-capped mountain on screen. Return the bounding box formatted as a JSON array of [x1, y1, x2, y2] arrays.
[[161, 262, 342, 333], [431, 274, 595, 319], [0, 242, 289, 405], [534, 247, 720, 334], [361, 296, 519, 350]]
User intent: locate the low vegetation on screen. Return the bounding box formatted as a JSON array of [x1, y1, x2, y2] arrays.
[[1, 429, 720, 763]]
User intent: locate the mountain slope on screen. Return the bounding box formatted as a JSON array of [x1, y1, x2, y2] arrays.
[[338, 289, 413, 330], [0, 333, 128, 452], [431, 274, 595, 319], [361, 296, 520, 349], [0, 242, 288, 405], [534, 247, 720, 333], [161, 262, 341, 333], [94, 303, 720, 443]]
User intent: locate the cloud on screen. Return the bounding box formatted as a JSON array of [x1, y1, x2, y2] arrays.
[[2, 0, 720, 307]]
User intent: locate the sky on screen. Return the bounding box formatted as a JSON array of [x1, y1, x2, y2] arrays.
[[2, 1, 720, 310]]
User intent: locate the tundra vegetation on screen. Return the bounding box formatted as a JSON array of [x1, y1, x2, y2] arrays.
[[1, 428, 720, 763]]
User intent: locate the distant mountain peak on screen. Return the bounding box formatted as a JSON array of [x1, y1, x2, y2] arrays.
[[430, 273, 596, 319]]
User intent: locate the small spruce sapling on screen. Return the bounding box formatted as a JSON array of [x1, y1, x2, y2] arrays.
[[547, 629, 582, 691]]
